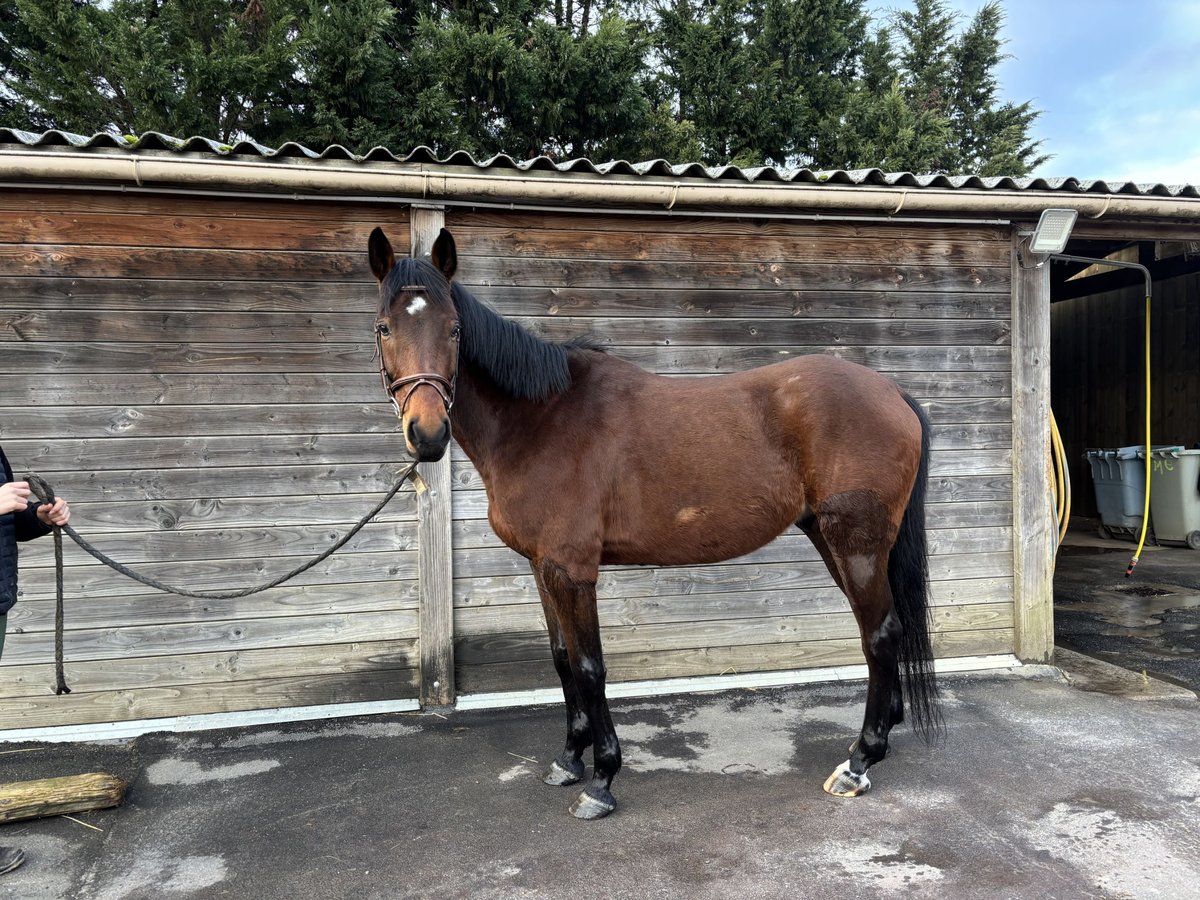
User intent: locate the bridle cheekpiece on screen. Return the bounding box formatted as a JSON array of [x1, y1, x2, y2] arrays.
[[375, 284, 459, 418]]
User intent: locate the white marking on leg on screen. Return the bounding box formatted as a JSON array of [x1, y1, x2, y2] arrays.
[[406, 296, 427, 315]]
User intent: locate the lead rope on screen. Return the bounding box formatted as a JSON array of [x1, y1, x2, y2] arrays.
[[25, 462, 419, 694]]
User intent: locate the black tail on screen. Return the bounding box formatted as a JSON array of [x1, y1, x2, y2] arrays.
[[888, 392, 941, 739]]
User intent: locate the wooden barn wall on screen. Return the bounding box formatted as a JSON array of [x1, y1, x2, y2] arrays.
[[1051, 272, 1200, 519], [444, 211, 1016, 695], [0, 190, 418, 729]]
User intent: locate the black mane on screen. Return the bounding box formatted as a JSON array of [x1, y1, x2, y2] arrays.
[[381, 256, 595, 402]]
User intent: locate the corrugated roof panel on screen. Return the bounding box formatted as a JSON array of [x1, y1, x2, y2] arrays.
[[2, 127, 1197, 198]]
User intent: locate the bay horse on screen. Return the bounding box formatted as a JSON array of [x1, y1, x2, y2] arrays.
[[368, 227, 940, 819]]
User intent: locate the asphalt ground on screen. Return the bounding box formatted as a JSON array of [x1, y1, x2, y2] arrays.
[[1, 660, 1198, 900], [1054, 516, 1200, 693], [1, 519, 1198, 899]]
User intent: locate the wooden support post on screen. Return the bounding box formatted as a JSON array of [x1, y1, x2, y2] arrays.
[[411, 205, 456, 707], [1011, 233, 1055, 662], [0, 773, 125, 824]]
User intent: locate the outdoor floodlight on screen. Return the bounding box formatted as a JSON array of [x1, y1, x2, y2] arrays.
[[1029, 208, 1078, 254]]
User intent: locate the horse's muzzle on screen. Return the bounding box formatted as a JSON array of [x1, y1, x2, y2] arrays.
[[405, 415, 451, 462]]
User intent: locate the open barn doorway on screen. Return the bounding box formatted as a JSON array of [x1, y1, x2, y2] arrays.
[[1049, 230, 1200, 692]]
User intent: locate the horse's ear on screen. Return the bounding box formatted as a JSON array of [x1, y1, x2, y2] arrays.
[[368, 227, 395, 283], [430, 228, 457, 279]]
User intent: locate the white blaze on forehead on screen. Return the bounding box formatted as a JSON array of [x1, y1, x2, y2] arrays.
[[406, 296, 427, 315]]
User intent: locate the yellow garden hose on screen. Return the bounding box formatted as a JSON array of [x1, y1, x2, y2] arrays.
[[1125, 291, 1152, 577], [1050, 409, 1071, 548], [1048, 251, 1153, 576]]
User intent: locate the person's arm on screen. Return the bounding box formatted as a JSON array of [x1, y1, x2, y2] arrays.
[[14, 497, 52, 542]]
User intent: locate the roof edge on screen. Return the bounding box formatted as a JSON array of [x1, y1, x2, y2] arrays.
[[3, 147, 1200, 221]]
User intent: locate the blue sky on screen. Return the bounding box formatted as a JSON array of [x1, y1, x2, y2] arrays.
[[871, 0, 1200, 184]]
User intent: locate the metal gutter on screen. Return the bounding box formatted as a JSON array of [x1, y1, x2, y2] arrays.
[[5, 150, 1200, 221]]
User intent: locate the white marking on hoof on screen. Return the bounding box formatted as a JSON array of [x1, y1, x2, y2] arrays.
[[823, 759, 871, 797], [543, 760, 582, 786], [569, 791, 615, 820], [406, 296, 427, 315]]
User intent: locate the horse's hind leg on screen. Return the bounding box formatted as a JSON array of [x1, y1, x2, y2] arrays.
[[536, 560, 621, 819], [804, 492, 903, 797], [532, 566, 590, 787]]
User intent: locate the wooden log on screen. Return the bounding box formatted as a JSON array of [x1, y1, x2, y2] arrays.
[[0, 773, 126, 824]]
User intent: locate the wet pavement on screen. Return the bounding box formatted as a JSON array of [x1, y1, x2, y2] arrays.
[[1, 664, 1198, 900], [1054, 517, 1200, 693], [0, 518, 1197, 898]]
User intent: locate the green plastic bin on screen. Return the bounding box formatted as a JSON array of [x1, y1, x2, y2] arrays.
[[1142, 448, 1200, 550]]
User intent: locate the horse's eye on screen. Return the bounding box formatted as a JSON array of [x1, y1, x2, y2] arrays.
[[450, 322, 462, 341], [375, 322, 391, 337]]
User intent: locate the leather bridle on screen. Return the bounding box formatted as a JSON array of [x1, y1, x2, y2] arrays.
[[375, 286, 459, 417]]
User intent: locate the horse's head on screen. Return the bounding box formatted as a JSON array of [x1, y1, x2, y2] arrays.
[[369, 227, 461, 462]]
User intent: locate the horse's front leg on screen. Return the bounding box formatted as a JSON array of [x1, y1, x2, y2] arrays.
[[537, 560, 621, 819], [533, 565, 591, 787]]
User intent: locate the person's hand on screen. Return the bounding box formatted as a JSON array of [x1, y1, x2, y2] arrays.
[[0, 481, 32, 515], [37, 497, 70, 527]]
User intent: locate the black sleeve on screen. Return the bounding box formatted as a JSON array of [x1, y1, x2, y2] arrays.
[[14, 500, 52, 542]]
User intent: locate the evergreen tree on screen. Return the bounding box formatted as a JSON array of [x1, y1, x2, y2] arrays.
[[0, 0, 1047, 174]]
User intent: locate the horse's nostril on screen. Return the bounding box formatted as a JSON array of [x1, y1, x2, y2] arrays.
[[405, 417, 419, 445]]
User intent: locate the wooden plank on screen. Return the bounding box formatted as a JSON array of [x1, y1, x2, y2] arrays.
[[9, 586, 418, 633], [449, 211, 1015, 241], [0, 668, 420, 731], [0, 245, 370, 281], [450, 229, 1012, 266], [411, 204, 456, 708], [452, 285, 1011, 320], [1011, 232, 1054, 662], [445, 527, 1010, 583], [448, 461, 1014, 496], [451, 515, 1012, 553], [16, 551, 419, 602], [39, 462, 418, 504], [452, 551, 1012, 607], [0, 189, 412, 227], [0, 340, 375, 374], [0, 341, 1013, 374], [0, 609, 419, 665], [450, 500, 1014, 547], [0, 277, 379, 313], [0, 370, 1015, 406], [0, 639, 418, 699], [456, 628, 1015, 692], [0, 402, 402, 439], [0, 373, 390, 406], [457, 257, 1011, 292], [18, 522, 414, 569], [2, 433, 413, 472], [1, 310, 376, 344], [454, 574, 1013, 614], [447, 210, 1012, 243], [0, 210, 388, 251], [518, 316, 1013, 347], [3, 310, 1011, 348], [455, 586, 1013, 635], [455, 602, 1013, 665], [608, 344, 1015, 373], [16, 494, 417, 534]]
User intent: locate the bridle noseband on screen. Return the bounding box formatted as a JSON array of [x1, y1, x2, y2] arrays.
[[375, 285, 459, 418]]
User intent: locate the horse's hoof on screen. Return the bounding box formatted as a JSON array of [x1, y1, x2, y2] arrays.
[[822, 760, 871, 798], [569, 787, 616, 820], [543, 758, 584, 786]]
